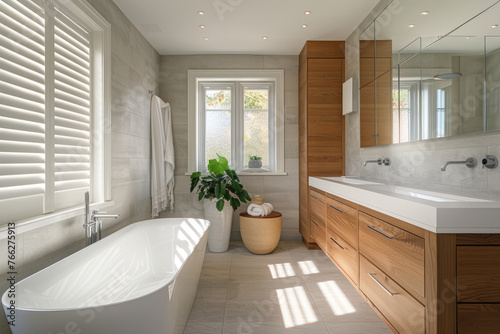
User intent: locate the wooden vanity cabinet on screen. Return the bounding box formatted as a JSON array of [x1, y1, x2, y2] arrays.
[[307, 185, 500, 334], [299, 41, 345, 249]]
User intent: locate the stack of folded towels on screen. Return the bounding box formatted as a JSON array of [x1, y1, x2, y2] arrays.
[[247, 195, 273, 217]]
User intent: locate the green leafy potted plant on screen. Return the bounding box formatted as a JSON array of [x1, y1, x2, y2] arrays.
[[190, 155, 251, 252], [248, 155, 262, 168]]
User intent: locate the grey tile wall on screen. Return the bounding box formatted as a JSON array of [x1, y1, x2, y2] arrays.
[[0, 0, 159, 332], [158, 55, 300, 241]]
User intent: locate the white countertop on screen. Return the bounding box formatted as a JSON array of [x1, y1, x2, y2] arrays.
[[309, 176, 500, 234]]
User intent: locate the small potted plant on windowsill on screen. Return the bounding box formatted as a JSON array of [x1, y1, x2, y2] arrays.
[[190, 155, 251, 252], [248, 156, 263, 169]]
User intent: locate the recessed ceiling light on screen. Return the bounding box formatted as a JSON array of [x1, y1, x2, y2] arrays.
[[197, 11, 205, 15], [491, 24, 499, 29], [262, 36, 268, 40], [421, 11, 429, 15], [304, 11, 311, 15], [199, 25, 206, 29], [301, 24, 308, 28], [466, 36, 471, 39], [437, 35, 442, 39], [408, 24, 416, 28], [203, 37, 209, 41]]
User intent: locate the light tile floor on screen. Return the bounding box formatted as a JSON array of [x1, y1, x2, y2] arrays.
[[183, 241, 392, 334]]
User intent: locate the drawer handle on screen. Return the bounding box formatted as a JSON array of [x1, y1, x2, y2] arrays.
[[311, 195, 319, 200], [369, 273, 397, 297], [329, 205, 345, 214], [367, 225, 393, 239], [330, 237, 344, 250], [311, 219, 319, 227]]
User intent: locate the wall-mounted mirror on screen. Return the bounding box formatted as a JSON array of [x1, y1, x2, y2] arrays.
[[359, 0, 500, 147]]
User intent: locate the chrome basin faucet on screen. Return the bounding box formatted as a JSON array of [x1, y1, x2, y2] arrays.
[[440, 157, 477, 171], [363, 158, 391, 166], [84, 192, 119, 246]]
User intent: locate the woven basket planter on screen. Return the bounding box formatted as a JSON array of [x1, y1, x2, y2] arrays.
[[239, 211, 282, 254]]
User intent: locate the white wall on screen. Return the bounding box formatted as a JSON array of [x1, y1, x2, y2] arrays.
[[345, 0, 500, 193], [158, 55, 300, 240], [0, 0, 159, 332]]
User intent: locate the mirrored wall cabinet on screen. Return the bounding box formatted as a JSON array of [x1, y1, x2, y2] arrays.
[[359, 0, 500, 147]]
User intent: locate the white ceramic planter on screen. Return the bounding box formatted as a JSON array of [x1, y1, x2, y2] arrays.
[[204, 200, 233, 252]]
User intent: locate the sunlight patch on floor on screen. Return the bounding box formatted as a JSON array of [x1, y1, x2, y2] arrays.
[[297, 260, 320, 275], [276, 286, 318, 328], [318, 280, 356, 316], [268, 263, 295, 279]]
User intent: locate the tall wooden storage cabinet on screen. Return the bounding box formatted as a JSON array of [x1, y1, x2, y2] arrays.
[[299, 41, 345, 248]]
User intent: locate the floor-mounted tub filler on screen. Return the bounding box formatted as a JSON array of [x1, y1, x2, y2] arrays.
[[2, 218, 210, 334]]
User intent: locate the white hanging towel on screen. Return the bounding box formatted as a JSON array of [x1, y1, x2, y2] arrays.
[[150, 95, 175, 217]]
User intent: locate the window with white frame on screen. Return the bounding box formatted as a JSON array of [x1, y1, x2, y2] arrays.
[[188, 70, 285, 174], [0, 0, 110, 225]]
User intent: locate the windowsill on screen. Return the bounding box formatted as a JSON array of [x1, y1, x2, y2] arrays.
[[0, 200, 115, 237], [184, 172, 288, 176]]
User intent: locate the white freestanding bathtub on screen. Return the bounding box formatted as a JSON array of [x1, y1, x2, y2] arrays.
[[2, 218, 210, 334]]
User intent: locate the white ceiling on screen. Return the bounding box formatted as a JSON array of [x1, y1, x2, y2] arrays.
[[112, 0, 379, 55]]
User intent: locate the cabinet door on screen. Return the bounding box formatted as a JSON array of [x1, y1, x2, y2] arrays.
[[376, 70, 393, 146], [457, 246, 500, 302], [458, 304, 500, 334], [307, 59, 343, 176], [360, 81, 376, 147]]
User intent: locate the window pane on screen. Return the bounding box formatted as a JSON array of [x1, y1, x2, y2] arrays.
[[205, 89, 231, 110], [244, 89, 269, 166], [205, 89, 231, 166]]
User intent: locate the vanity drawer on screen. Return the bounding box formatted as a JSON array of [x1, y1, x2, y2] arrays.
[[457, 246, 500, 303], [360, 256, 425, 334], [327, 197, 358, 249], [310, 218, 326, 250], [359, 212, 425, 300], [327, 230, 358, 284], [310, 188, 326, 224]]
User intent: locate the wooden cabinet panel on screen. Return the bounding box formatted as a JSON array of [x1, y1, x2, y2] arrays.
[[360, 256, 425, 334], [310, 218, 326, 250], [309, 188, 326, 225], [299, 41, 344, 248], [359, 212, 425, 300], [327, 230, 358, 284], [457, 246, 500, 303], [376, 70, 393, 146], [304, 41, 345, 59], [458, 304, 500, 334], [360, 81, 376, 148], [360, 57, 375, 88], [327, 197, 358, 249], [457, 234, 500, 245]]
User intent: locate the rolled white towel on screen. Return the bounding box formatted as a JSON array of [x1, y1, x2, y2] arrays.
[[247, 203, 274, 216], [247, 203, 265, 216], [261, 203, 273, 216]]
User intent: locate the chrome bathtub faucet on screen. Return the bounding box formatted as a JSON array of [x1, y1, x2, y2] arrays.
[[84, 192, 119, 246], [440, 157, 477, 171]]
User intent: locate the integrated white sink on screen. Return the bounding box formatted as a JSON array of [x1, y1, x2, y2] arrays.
[[321, 176, 384, 186], [392, 186, 494, 203], [310, 176, 500, 233]]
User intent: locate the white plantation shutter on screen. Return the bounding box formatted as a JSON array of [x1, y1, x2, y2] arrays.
[[0, 0, 103, 223], [53, 6, 91, 210], [0, 0, 46, 221]]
